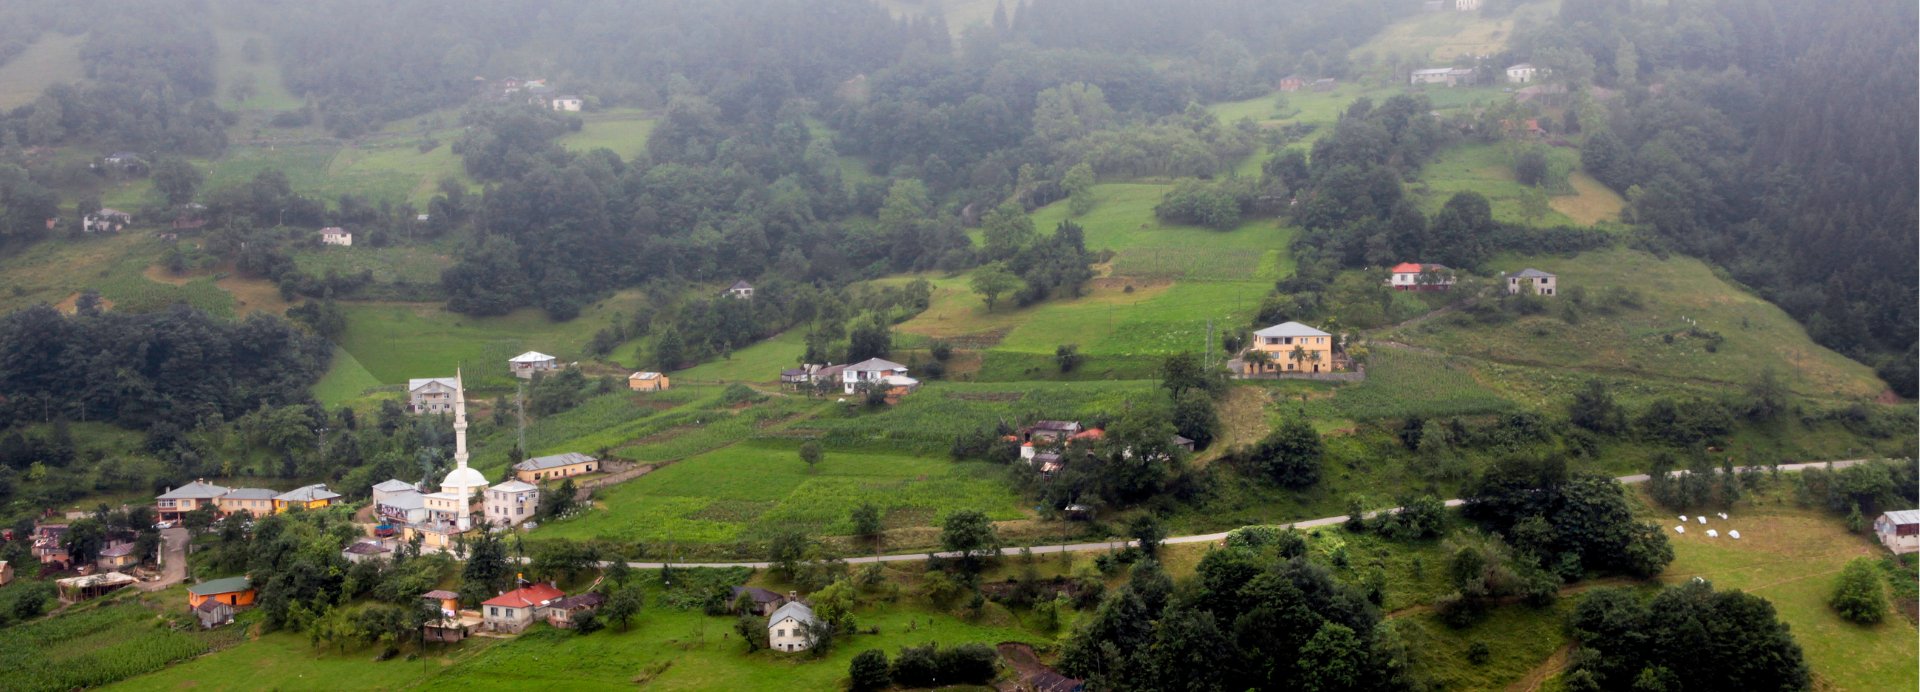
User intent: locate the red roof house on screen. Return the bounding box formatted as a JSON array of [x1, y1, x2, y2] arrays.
[[1386, 263, 1456, 291], [482, 583, 566, 633]]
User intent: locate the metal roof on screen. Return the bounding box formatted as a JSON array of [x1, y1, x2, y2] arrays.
[[274, 484, 340, 503], [1253, 321, 1330, 338], [372, 479, 417, 492], [509, 351, 556, 363], [409, 377, 458, 391], [157, 480, 231, 500], [189, 576, 252, 595], [1511, 268, 1555, 278], [767, 601, 819, 629], [490, 479, 538, 493], [1882, 509, 1920, 526], [222, 488, 277, 500], [515, 452, 596, 472], [845, 358, 908, 372]]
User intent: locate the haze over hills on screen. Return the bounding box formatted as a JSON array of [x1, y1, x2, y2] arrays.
[[0, 1, 1912, 690]]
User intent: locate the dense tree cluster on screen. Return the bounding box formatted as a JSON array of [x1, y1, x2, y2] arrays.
[[0, 304, 329, 431], [1059, 554, 1412, 691], [1564, 581, 1809, 692], [1463, 455, 1673, 580], [1516, 0, 1918, 393]]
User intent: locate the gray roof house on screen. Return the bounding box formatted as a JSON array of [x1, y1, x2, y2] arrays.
[[768, 601, 822, 653], [514, 452, 597, 473], [1506, 268, 1558, 296]]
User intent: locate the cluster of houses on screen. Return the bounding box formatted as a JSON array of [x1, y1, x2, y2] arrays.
[[1408, 62, 1545, 87], [780, 358, 920, 402], [483, 77, 584, 112], [155, 481, 341, 523]]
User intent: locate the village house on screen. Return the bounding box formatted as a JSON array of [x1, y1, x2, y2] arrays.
[[319, 227, 353, 247], [83, 208, 132, 233], [372, 479, 419, 506], [781, 363, 844, 390], [1506, 62, 1539, 83], [731, 586, 790, 616], [1387, 262, 1456, 291], [216, 488, 278, 517], [188, 576, 256, 609], [628, 371, 670, 392], [273, 484, 341, 513], [1278, 75, 1305, 92], [1874, 510, 1920, 554], [1022, 420, 1085, 446], [550, 95, 583, 111], [768, 600, 822, 653], [102, 151, 146, 173], [195, 598, 236, 629], [1454, 0, 1481, 10], [544, 592, 605, 628], [1410, 67, 1475, 87], [725, 280, 755, 299], [483, 582, 566, 633], [155, 480, 230, 522], [1506, 268, 1557, 296], [840, 357, 915, 395], [485, 479, 541, 527], [1244, 322, 1340, 375], [32, 525, 70, 569], [341, 540, 392, 564], [0, 560, 13, 586], [424, 589, 461, 617], [97, 541, 141, 571], [408, 377, 460, 414], [509, 351, 559, 379], [513, 452, 599, 483], [58, 572, 138, 603]]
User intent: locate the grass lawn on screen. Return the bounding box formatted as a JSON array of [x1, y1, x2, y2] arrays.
[[0, 32, 86, 110], [1397, 602, 1572, 691], [793, 379, 1156, 455], [1415, 142, 1588, 226], [109, 630, 492, 692], [537, 439, 1026, 547], [1387, 247, 1888, 400], [327, 140, 471, 207], [1030, 183, 1295, 282], [311, 344, 387, 406], [1355, 1, 1559, 63], [675, 329, 809, 382], [1553, 170, 1626, 225], [557, 108, 657, 159], [1655, 494, 1920, 692], [336, 290, 650, 391]]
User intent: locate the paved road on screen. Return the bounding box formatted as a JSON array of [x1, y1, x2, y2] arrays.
[[136, 527, 189, 591], [609, 459, 1870, 570]]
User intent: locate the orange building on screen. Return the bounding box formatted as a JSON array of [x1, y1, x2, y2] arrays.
[[187, 576, 256, 608]]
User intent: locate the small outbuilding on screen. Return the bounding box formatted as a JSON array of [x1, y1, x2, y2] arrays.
[[725, 280, 754, 299], [195, 598, 236, 629], [1874, 510, 1920, 554], [628, 371, 670, 392], [342, 540, 392, 564]]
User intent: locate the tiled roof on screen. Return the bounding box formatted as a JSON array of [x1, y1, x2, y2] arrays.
[[483, 583, 565, 609]]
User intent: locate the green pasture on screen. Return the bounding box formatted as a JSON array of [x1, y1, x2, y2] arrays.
[[1289, 345, 1516, 424], [109, 630, 496, 692], [0, 32, 85, 110], [1414, 142, 1583, 226], [335, 290, 649, 390], [1355, 1, 1559, 63], [1656, 495, 1919, 692], [671, 329, 808, 382], [557, 108, 657, 159], [1388, 247, 1888, 400], [1030, 183, 1296, 282], [1397, 603, 1572, 690], [792, 379, 1156, 455], [536, 439, 1025, 546], [290, 242, 455, 285], [310, 344, 387, 406]]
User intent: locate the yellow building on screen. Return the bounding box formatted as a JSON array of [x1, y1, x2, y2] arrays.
[[513, 452, 599, 483], [272, 484, 341, 513], [1244, 322, 1341, 374], [155, 480, 230, 522], [216, 488, 278, 517], [629, 371, 670, 391]]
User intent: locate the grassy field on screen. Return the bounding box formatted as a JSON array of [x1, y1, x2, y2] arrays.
[[110, 630, 499, 692], [290, 242, 456, 285], [537, 439, 1026, 546], [1355, 1, 1560, 63], [792, 379, 1156, 455], [674, 329, 809, 382], [334, 290, 649, 391], [311, 344, 388, 405], [1654, 493, 1919, 691], [1387, 247, 1888, 400], [557, 108, 657, 159], [0, 32, 85, 109], [1414, 142, 1595, 226]]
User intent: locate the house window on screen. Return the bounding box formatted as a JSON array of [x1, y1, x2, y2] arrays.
[[489, 607, 498, 616], [777, 628, 785, 637]]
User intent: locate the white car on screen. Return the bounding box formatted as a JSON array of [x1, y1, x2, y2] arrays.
[[152, 521, 174, 530]]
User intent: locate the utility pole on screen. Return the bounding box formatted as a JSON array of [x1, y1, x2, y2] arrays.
[[1205, 318, 1214, 367], [515, 381, 527, 456]]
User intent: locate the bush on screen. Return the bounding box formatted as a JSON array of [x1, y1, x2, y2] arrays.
[[889, 643, 939, 687], [849, 649, 891, 691], [1829, 557, 1887, 624], [1467, 641, 1491, 665]]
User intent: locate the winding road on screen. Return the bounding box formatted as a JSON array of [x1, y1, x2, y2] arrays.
[[609, 459, 1871, 569]]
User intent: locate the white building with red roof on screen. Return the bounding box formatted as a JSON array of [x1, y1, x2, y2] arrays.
[[1387, 262, 1456, 291], [482, 582, 566, 633]]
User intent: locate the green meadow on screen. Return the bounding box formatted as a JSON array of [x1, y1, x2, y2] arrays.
[[0, 32, 85, 109], [557, 108, 657, 159], [334, 290, 650, 391], [536, 440, 1026, 547]]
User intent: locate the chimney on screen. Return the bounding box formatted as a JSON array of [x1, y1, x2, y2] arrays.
[[788, 590, 798, 601]]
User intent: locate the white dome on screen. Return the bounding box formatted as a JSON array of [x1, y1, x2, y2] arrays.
[[441, 466, 489, 491]]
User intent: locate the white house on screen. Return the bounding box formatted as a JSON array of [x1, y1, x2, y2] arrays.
[[840, 358, 910, 395], [1506, 268, 1557, 296], [509, 351, 559, 379], [84, 208, 133, 233], [1388, 262, 1456, 291], [725, 280, 754, 299], [767, 600, 821, 652], [485, 480, 540, 527], [1506, 63, 1539, 83], [1410, 67, 1475, 87], [550, 96, 583, 112], [1874, 510, 1920, 554], [320, 227, 353, 246], [408, 377, 460, 414], [1454, 0, 1481, 10]]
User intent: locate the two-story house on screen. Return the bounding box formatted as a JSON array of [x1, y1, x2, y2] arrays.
[[840, 358, 914, 395], [409, 377, 460, 414], [486, 480, 541, 527], [768, 600, 822, 653], [1387, 262, 1456, 291], [156, 480, 231, 522], [1506, 268, 1557, 296], [1245, 322, 1341, 375], [482, 582, 565, 633], [273, 484, 341, 513], [216, 488, 278, 517]]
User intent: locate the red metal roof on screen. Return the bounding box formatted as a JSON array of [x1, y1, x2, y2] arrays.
[[482, 583, 565, 609], [1389, 262, 1423, 274]]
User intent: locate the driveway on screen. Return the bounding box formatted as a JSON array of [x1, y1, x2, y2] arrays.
[[137, 527, 189, 591]]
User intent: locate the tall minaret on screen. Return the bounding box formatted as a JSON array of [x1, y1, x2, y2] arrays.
[[452, 368, 470, 468]]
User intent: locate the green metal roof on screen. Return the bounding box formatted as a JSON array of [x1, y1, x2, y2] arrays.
[[188, 576, 252, 595]]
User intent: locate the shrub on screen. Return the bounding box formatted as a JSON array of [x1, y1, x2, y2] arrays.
[[1829, 557, 1887, 624], [849, 649, 891, 691], [1467, 641, 1491, 665]]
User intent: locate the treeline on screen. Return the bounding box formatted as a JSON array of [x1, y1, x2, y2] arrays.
[[0, 303, 329, 431], [1517, 0, 1917, 393]]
